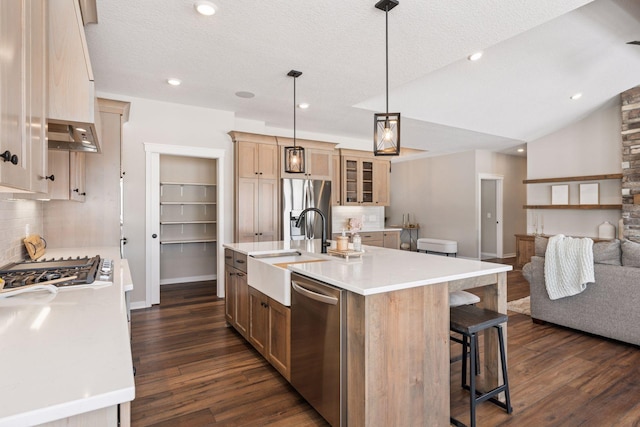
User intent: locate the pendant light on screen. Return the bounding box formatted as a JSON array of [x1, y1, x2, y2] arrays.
[[284, 70, 305, 174], [373, 0, 401, 156]]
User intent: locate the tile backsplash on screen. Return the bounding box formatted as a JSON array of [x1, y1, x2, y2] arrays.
[[332, 206, 385, 233], [0, 199, 43, 265]]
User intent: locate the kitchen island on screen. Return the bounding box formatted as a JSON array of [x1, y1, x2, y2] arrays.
[[224, 240, 511, 426], [0, 247, 134, 427]]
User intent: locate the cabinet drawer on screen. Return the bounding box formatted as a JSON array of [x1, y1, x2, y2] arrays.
[[224, 248, 234, 266], [360, 232, 383, 245], [234, 252, 248, 273]]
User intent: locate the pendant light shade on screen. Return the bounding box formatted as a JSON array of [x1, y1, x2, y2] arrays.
[[373, 0, 401, 156], [284, 70, 305, 173]]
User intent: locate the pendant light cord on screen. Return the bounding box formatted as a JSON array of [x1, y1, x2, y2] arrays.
[[385, 6, 389, 116], [293, 76, 297, 148]]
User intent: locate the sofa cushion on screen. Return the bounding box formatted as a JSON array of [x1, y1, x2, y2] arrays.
[[593, 240, 621, 266], [534, 236, 548, 256], [621, 239, 640, 267]]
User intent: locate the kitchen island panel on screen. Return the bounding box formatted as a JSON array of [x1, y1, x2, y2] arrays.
[[347, 282, 450, 426]]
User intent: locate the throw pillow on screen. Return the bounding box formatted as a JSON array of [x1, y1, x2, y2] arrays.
[[534, 236, 548, 257], [593, 239, 621, 266], [621, 239, 640, 268]]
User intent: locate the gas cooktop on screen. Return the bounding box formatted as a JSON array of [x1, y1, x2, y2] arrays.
[[0, 256, 113, 289]]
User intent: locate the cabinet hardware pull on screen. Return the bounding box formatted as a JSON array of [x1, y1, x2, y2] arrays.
[[236, 259, 245, 264], [1, 150, 18, 165], [152, 234, 158, 238], [237, 273, 245, 277], [45, 175, 55, 181]]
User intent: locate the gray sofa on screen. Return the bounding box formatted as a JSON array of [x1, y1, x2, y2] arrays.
[[522, 238, 640, 346]]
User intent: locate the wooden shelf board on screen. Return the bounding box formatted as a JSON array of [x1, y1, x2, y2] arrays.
[[523, 174, 622, 184], [160, 201, 216, 205], [160, 221, 217, 224], [523, 204, 622, 210], [160, 239, 217, 245], [160, 182, 216, 187]]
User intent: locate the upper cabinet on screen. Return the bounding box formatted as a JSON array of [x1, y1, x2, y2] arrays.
[[276, 137, 337, 181], [48, 0, 102, 153], [0, 0, 48, 192], [237, 140, 279, 180], [47, 151, 87, 202], [340, 149, 391, 206]]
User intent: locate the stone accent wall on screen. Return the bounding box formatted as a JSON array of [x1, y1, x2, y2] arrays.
[[621, 86, 640, 242]]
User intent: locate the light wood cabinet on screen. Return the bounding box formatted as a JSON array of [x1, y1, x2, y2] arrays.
[[230, 132, 280, 243], [0, 0, 48, 192], [248, 286, 291, 381], [277, 137, 337, 181], [340, 149, 391, 206], [47, 151, 86, 201], [332, 230, 400, 249], [237, 141, 279, 179], [224, 249, 249, 337], [383, 231, 400, 249]]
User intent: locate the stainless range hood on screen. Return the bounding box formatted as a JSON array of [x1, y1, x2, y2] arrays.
[[48, 0, 102, 153], [48, 122, 99, 153]]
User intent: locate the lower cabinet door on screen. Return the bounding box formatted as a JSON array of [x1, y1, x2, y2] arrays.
[[267, 298, 291, 381], [224, 268, 236, 325], [248, 287, 268, 355], [235, 271, 249, 337]]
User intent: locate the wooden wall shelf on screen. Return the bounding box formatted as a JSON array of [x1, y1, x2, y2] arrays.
[[523, 174, 622, 184], [523, 204, 622, 210]]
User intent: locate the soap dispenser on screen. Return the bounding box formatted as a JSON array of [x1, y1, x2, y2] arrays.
[[353, 233, 362, 251]]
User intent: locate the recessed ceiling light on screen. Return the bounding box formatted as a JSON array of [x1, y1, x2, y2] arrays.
[[570, 93, 582, 100], [235, 91, 255, 99], [167, 78, 181, 86], [517, 148, 525, 153], [194, 1, 217, 16], [297, 103, 309, 109], [468, 51, 483, 61]]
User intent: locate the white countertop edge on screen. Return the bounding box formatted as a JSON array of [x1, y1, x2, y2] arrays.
[[0, 386, 135, 427], [288, 264, 511, 295]]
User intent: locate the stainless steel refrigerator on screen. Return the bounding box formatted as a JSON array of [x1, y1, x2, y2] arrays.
[[282, 179, 331, 241]]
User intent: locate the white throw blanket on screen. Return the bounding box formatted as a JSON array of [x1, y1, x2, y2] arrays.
[[544, 234, 595, 300]]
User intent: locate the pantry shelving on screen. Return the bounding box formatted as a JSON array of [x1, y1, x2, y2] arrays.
[[160, 182, 217, 245]]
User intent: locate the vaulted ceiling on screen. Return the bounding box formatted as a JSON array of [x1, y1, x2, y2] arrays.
[[85, 0, 640, 156]]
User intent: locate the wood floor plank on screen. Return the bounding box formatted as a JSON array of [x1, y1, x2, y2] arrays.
[[131, 261, 640, 426]]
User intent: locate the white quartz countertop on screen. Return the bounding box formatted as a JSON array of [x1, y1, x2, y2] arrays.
[[224, 240, 511, 296], [0, 247, 135, 427], [332, 227, 402, 234]]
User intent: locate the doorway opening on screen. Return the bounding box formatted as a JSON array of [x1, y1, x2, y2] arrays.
[[478, 175, 504, 260], [145, 144, 225, 307]]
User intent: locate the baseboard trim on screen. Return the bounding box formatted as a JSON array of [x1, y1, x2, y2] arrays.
[[160, 274, 217, 286]]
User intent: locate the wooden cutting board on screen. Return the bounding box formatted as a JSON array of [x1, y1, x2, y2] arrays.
[[23, 234, 46, 260]]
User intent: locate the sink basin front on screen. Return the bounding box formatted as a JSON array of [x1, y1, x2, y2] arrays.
[[247, 254, 328, 306]]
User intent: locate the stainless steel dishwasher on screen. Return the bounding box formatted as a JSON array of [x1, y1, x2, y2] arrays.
[[290, 272, 346, 427]]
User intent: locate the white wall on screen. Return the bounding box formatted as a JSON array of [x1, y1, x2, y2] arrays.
[[389, 150, 526, 258], [388, 151, 478, 257], [527, 98, 622, 237], [476, 150, 527, 256], [0, 199, 43, 265]]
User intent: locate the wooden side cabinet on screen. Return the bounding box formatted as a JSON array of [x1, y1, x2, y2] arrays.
[[224, 249, 249, 338], [383, 231, 400, 249], [248, 286, 291, 381], [515, 234, 535, 269]]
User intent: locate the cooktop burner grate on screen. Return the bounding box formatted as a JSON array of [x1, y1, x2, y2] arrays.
[[0, 256, 101, 289]]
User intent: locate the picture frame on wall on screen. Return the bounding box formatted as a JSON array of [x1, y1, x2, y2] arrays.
[[579, 183, 599, 205], [551, 184, 569, 205]]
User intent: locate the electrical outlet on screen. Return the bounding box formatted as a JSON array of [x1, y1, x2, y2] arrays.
[[487, 212, 492, 219]]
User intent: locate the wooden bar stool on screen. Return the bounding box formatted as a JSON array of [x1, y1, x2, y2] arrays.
[[450, 305, 512, 427]]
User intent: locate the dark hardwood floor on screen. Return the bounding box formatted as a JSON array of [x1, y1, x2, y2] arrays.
[[131, 257, 640, 426]]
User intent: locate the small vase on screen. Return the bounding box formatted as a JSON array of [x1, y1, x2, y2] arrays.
[[598, 221, 615, 240]]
